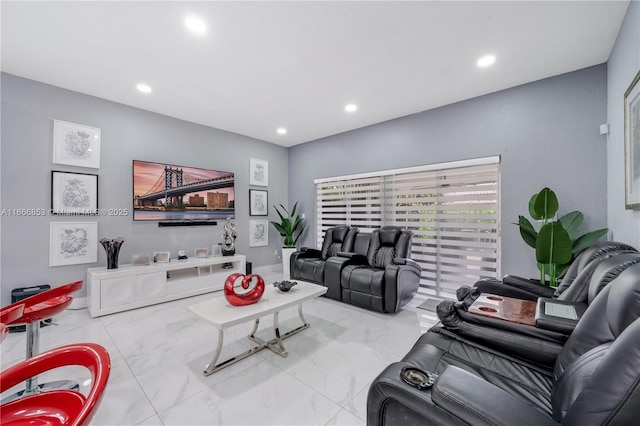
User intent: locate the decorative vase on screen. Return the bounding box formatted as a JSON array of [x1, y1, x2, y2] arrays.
[[224, 273, 265, 306], [282, 247, 296, 279], [100, 237, 125, 269]]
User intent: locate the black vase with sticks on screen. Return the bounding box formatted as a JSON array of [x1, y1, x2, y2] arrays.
[[100, 237, 125, 269]]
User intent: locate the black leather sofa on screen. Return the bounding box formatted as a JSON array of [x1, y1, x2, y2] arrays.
[[367, 260, 640, 425], [289, 225, 358, 294], [437, 252, 640, 367], [290, 226, 422, 313]]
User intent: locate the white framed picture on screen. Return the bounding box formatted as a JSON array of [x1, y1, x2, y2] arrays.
[[249, 189, 268, 216], [249, 158, 268, 186], [53, 120, 101, 168], [51, 170, 98, 215], [249, 220, 269, 247], [49, 221, 98, 266]]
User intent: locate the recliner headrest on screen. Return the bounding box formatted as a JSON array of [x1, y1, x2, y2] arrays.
[[331, 226, 349, 242], [379, 226, 401, 246]]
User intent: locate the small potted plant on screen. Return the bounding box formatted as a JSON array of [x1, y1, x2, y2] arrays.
[[271, 202, 304, 278], [516, 187, 608, 286]]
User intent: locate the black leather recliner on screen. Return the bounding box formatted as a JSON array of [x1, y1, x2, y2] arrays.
[[290, 226, 358, 292], [473, 240, 637, 301], [339, 226, 421, 313], [437, 252, 640, 367], [368, 261, 640, 426]]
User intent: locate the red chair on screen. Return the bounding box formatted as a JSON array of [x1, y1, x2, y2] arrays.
[[0, 304, 24, 343], [1, 280, 83, 397], [1, 343, 111, 426]]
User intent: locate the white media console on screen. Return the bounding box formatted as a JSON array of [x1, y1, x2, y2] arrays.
[[87, 254, 246, 317]]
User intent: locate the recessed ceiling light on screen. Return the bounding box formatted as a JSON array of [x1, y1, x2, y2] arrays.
[[185, 16, 207, 35], [477, 55, 496, 68], [136, 83, 152, 93], [345, 104, 358, 112], [277, 128, 287, 135]]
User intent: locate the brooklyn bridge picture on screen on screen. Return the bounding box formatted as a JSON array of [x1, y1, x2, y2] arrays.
[[132, 160, 235, 221]]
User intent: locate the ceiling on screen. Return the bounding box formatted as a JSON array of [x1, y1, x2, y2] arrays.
[[1, 1, 630, 147]]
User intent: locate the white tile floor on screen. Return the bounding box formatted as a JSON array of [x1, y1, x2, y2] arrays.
[[0, 270, 439, 425]]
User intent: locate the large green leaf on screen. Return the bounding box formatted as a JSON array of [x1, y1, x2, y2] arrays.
[[529, 193, 542, 220], [532, 187, 559, 221], [517, 215, 537, 249], [559, 211, 584, 242], [572, 228, 608, 254], [536, 221, 572, 265]]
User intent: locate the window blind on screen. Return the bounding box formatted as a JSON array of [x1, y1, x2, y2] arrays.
[[315, 157, 500, 297]]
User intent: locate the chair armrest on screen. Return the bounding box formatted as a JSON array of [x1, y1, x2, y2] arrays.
[[474, 278, 552, 301], [300, 247, 322, 256], [336, 251, 368, 263], [384, 260, 422, 313], [392, 257, 421, 272], [535, 298, 585, 335], [367, 362, 467, 426], [502, 275, 556, 298], [432, 366, 558, 426]]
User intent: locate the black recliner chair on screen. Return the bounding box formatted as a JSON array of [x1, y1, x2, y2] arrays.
[[290, 225, 358, 287], [437, 252, 640, 367], [472, 240, 637, 301], [340, 226, 421, 313], [368, 261, 640, 425]]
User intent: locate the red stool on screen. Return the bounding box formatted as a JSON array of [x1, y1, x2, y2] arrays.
[[0, 304, 25, 343], [1, 343, 111, 426], [1, 280, 83, 399]]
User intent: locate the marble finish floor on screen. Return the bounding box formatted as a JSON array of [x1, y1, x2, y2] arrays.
[[0, 270, 439, 425]]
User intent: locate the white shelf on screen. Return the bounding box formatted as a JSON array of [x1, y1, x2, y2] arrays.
[[87, 255, 246, 317]]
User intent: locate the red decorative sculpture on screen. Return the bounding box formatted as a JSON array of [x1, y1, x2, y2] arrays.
[[224, 273, 265, 306]]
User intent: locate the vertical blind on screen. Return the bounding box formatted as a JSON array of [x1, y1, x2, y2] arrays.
[[315, 157, 501, 297]]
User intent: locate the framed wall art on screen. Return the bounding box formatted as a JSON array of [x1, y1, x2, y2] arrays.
[[249, 220, 269, 247], [249, 189, 268, 216], [249, 158, 268, 186], [625, 69, 640, 209], [53, 120, 101, 168], [51, 171, 98, 215], [49, 221, 98, 266]]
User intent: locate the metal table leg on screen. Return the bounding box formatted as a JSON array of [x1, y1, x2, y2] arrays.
[[202, 303, 312, 375]]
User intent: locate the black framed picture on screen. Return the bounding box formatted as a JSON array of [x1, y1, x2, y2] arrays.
[[51, 170, 98, 215], [249, 189, 268, 216]]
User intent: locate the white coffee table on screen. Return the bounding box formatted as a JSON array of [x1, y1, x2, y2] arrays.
[[189, 280, 327, 375]]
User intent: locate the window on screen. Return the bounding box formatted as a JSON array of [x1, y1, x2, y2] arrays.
[[315, 156, 500, 297]]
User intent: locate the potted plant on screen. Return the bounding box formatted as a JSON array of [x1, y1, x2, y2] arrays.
[[516, 187, 608, 286], [271, 202, 304, 278]]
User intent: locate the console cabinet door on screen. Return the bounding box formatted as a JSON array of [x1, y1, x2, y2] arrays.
[[100, 276, 136, 309], [136, 271, 166, 300]]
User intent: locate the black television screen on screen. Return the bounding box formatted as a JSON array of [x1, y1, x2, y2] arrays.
[[133, 160, 234, 221]]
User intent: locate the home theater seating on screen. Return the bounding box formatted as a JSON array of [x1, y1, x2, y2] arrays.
[[367, 240, 640, 425], [290, 225, 422, 313]]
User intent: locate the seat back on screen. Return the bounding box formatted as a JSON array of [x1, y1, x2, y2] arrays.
[[557, 252, 640, 303], [353, 232, 371, 256], [320, 226, 358, 260], [366, 226, 412, 269], [551, 263, 640, 422], [553, 241, 637, 297]]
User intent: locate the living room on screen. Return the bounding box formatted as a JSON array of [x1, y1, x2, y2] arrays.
[[1, 1, 639, 425]]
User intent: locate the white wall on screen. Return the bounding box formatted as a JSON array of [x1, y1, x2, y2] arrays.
[[607, 1, 640, 249]]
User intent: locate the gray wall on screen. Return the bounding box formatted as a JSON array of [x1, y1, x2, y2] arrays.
[[289, 65, 609, 280], [1, 73, 288, 305], [607, 1, 640, 249]]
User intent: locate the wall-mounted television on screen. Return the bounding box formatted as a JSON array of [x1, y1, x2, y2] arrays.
[[133, 160, 235, 221]]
